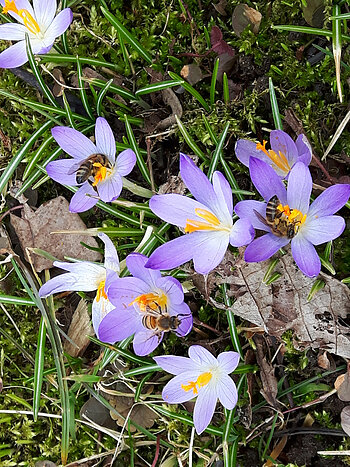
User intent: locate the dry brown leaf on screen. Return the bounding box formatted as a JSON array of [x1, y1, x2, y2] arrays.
[[63, 299, 94, 357], [341, 406, 350, 436], [10, 196, 101, 272], [302, 0, 325, 27], [263, 435, 288, 467], [254, 335, 278, 408], [155, 88, 183, 131], [337, 369, 350, 402], [180, 64, 203, 85], [232, 4, 262, 37], [213, 0, 227, 15], [212, 253, 350, 358], [52, 68, 65, 97], [317, 351, 334, 370]]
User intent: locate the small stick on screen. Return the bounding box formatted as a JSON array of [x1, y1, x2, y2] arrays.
[[146, 137, 156, 192], [151, 434, 161, 467]]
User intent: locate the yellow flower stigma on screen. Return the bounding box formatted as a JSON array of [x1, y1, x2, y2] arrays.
[[185, 208, 230, 234], [3, 0, 40, 34], [92, 162, 112, 186], [130, 292, 168, 312], [181, 372, 212, 395], [96, 280, 107, 302], [256, 140, 291, 174]]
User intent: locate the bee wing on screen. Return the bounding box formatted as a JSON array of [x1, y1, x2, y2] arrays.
[[67, 159, 85, 175], [253, 209, 270, 229]]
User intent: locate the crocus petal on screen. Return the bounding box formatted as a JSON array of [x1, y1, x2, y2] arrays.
[[46, 159, 80, 186], [217, 351, 240, 374], [98, 233, 120, 273], [92, 296, 114, 337], [154, 355, 196, 375], [189, 345, 217, 366], [51, 126, 97, 160], [43, 8, 72, 42], [97, 171, 122, 203], [287, 162, 312, 213], [169, 302, 193, 336], [156, 276, 184, 305], [116, 149, 136, 176], [94, 117, 116, 163], [212, 171, 233, 220], [270, 130, 298, 167], [235, 139, 269, 167], [33, 0, 56, 28], [192, 231, 229, 274], [303, 215, 345, 245], [216, 374, 238, 410], [162, 371, 202, 404], [193, 386, 217, 434], [149, 194, 207, 229], [0, 0, 34, 21], [98, 308, 140, 343], [229, 218, 255, 247], [126, 253, 161, 287], [52, 260, 104, 276], [0, 23, 26, 40], [0, 41, 27, 68], [107, 276, 150, 306], [244, 234, 290, 263], [295, 134, 312, 166], [145, 235, 194, 271], [291, 235, 320, 277], [180, 154, 218, 211], [234, 200, 269, 231], [133, 330, 162, 356], [308, 184, 350, 218], [69, 183, 98, 213], [249, 158, 287, 203]]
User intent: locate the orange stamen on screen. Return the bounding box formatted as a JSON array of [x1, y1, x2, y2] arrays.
[[92, 162, 111, 187], [185, 208, 230, 234], [130, 292, 168, 312], [181, 372, 212, 395], [277, 203, 307, 227], [3, 0, 40, 34], [256, 140, 291, 174], [96, 280, 107, 302]]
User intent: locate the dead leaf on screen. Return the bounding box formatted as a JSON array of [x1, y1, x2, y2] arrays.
[[52, 69, 65, 97], [213, 0, 227, 15], [80, 397, 117, 431], [254, 334, 278, 408], [302, 0, 325, 28], [63, 299, 94, 357], [158, 175, 186, 195], [155, 87, 183, 131], [35, 462, 57, 467], [340, 406, 350, 436], [317, 351, 334, 370], [211, 252, 350, 359], [180, 64, 203, 86], [337, 368, 350, 402], [264, 435, 288, 467], [335, 374, 345, 392], [0, 129, 11, 151], [10, 196, 101, 272], [232, 4, 262, 37]]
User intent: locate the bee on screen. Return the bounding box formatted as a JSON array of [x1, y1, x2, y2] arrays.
[[68, 153, 111, 185], [254, 195, 300, 239], [141, 304, 190, 342]]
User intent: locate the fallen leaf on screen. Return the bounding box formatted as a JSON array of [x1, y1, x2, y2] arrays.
[[302, 0, 325, 28], [317, 351, 334, 370], [254, 334, 278, 408], [337, 368, 350, 402], [52, 68, 65, 98], [63, 299, 94, 357], [80, 397, 117, 431], [341, 406, 350, 436], [263, 435, 288, 467], [10, 196, 101, 272], [180, 64, 203, 86], [232, 4, 262, 37], [213, 0, 227, 16], [0, 128, 11, 151]]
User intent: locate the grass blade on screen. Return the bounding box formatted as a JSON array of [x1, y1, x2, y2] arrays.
[[136, 80, 183, 96], [332, 4, 343, 102], [76, 56, 94, 120], [175, 115, 208, 162], [223, 72, 230, 105], [23, 135, 54, 181], [168, 71, 210, 111], [207, 122, 230, 180], [124, 115, 151, 185], [322, 107, 350, 160], [96, 79, 114, 116], [39, 53, 121, 71], [272, 24, 350, 41], [33, 317, 46, 422], [86, 78, 136, 101], [269, 77, 283, 130], [0, 295, 35, 306], [210, 57, 220, 107], [62, 90, 76, 128]]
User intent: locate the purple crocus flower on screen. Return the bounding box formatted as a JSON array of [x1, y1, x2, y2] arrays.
[[154, 345, 239, 434], [235, 130, 312, 178], [144, 154, 254, 274], [0, 0, 72, 68], [46, 117, 136, 213], [235, 158, 350, 277], [98, 253, 193, 356], [39, 233, 119, 335]]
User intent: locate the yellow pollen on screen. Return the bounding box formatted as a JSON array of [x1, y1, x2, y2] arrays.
[[96, 280, 107, 302], [181, 372, 212, 395], [3, 0, 40, 34], [185, 208, 229, 234], [256, 140, 291, 174], [92, 162, 112, 187], [130, 292, 168, 312], [277, 203, 307, 226]]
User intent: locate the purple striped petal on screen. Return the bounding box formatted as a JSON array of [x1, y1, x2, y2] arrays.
[[33, 0, 56, 28], [156, 276, 184, 305], [154, 355, 195, 375], [308, 184, 350, 218], [249, 158, 287, 203], [98, 308, 140, 343], [217, 375, 237, 410], [46, 158, 80, 186], [244, 234, 289, 263], [295, 134, 312, 165], [97, 171, 122, 203], [170, 302, 193, 336], [107, 276, 150, 306], [217, 351, 240, 373], [270, 130, 298, 167], [116, 149, 136, 176], [95, 117, 116, 163], [193, 386, 217, 434], [287, 162, 312, 213], [212, 171, 233, 220], [0, 23, 26, 40], [133, 330, 162, 356], [92, 296, 114, 337], [51, 126, 97, 160], [303, 216, 345, 246], [189, 346, 217, 366], [235, 139, 271, 167], [98, 233, 119, 273], [69, 183, 98, 213], [126, 253, 161, 287], [192, 231, 229, 274], [0, 41, 27, 68], [161, 371, 202, 404], [229, 218, 255, 247], [234, 200, 269, 231], [145, 235, 194, 271], [291, 235, 320, 277], [44, 8, 72, 42]]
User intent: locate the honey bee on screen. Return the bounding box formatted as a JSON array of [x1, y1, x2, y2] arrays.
[[141, 304, 190, 342], [254, 195, 300, 239], [68, 153, 111, 185]]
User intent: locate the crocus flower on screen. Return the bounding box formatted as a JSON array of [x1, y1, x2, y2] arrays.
[[154, 345, 239, 434], [145, 154, 254, 274], [98, 253, 193, 356], [46, 117, 136, 213], [235, 130, 312, 178], [234, 158, 350, 277], [0, 0, 72, 68], [39, 233, 119, 335]]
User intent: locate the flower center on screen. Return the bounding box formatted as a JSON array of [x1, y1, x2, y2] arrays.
[[277, 203, 307, 226], [185, 208, 231, 234], [92, 162, 113, 187], [130, 292, 168, 313], [3, 0, 40, 34], [96, 280, 107, 302], [256, 140, 291, 174], [181, 372, 212, 395]]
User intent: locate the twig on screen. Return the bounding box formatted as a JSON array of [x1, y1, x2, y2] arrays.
[[146, 137, 156, 192], [0, 205, 23, 223], [151, 434, 161, 467]]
